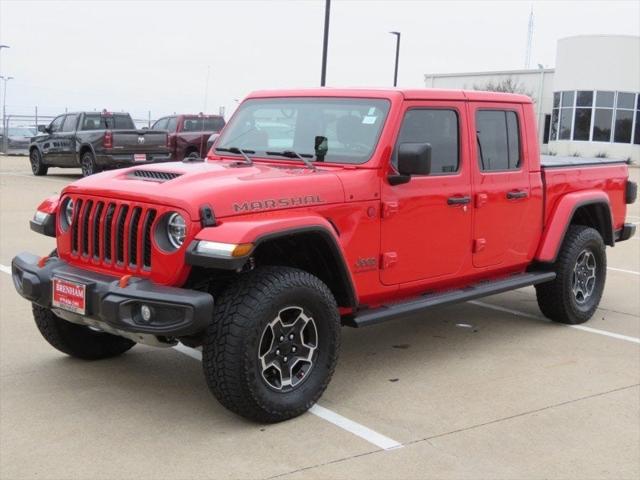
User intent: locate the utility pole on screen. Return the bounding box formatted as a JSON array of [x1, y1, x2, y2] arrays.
[[320, 0, 331, 86], [390, 32, 401, 87], [1, 76, 14, 153], [524, 6, 534, 69]]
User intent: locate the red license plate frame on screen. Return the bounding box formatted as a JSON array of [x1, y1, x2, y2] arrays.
[[134, 154, 147, 162], [52, 277, 87, 315]]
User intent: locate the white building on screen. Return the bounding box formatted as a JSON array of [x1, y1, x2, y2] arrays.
[[424, 35, 640, 162]]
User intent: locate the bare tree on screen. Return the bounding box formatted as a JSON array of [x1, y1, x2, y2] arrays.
[[472, 77, 535, 101]]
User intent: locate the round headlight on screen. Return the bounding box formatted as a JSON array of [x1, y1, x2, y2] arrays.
[[64, 199, 74, 226], [166, 212, 186, 249]]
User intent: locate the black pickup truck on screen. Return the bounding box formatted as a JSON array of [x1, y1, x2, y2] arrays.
[[29, 112, 171, 177]]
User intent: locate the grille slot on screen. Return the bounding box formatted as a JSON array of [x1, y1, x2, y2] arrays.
[[68, 196, 157, 272], [116, 205, 129, 264], [142, 210, 157, 268], [130, 170, 182, 182], [128, 207, 142, 266], [92, 202, 104, 259], [81, 200, 93, 256], [104, 203, 116, 263], [71, 199, 83, 253]]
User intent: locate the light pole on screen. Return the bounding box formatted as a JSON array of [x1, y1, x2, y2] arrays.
[[389, 32, 400, 87], [320, 0, 331, 86], [1, 75, 13, 153], [0, 44, 9, 78]]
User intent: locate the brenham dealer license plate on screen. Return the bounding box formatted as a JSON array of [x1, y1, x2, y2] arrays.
[[52, 277, 87, 315]]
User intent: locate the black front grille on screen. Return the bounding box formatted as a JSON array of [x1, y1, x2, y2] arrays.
[[68, 197, 157, 272], [130, 170, 182, 182]]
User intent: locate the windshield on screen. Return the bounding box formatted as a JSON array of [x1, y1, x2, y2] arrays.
[[216, 97, 390, 164]]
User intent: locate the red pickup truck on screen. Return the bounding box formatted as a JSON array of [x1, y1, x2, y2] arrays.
[[13, 88, 637, 423], [150, 114, 225, 161]]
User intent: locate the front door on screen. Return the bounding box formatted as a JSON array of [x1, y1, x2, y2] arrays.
[[470, 103, 536, 268], [380, 101, 472, 286], [40, 115, 65, 164], [58, 113, 79, 165]]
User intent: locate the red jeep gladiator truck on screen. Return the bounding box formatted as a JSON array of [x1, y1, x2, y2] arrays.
[[150, 114, 226, 161], [12, 88, 637, 423]]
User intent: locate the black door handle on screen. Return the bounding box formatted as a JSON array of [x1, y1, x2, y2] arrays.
[[447, 196, 471, 205], [506, 190, 528, 200]]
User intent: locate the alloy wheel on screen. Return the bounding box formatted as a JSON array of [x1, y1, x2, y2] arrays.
[[258, 306, 318, 392], [572, 249, 597, 304]]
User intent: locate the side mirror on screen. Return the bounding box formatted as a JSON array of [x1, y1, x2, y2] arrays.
[[37, 125, 47, 133], [389, 143, 432, 185]]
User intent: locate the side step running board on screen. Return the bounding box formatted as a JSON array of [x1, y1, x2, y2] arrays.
[[345, 271, 556, 328]]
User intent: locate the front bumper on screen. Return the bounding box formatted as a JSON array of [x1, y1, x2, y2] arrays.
[[11, 252, 213, 338], [616, 223, 636, 242]]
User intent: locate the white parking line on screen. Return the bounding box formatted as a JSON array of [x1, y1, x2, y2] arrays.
[[470, 300, 640, 345], [171, 344, 403, 451], [608, 267, 640, 276], [309, 405, 403, 450], [0, 264, 11, 275]]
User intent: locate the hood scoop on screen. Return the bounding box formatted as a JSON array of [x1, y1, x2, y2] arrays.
[[129, 170, 183, 182]]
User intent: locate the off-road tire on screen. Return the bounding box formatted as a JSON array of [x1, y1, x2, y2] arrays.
[[80, 152, 101, 177], [186, 150, 200, 160], [32, 305, 136, 359], [536, 225, 606, 325], [30, 149, 48, 176], [202, 266, 341, 423]]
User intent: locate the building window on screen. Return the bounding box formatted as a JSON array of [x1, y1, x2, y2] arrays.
[[549, 90, 640, 145], [634, 94, 640, 145], [614, 92, 635, 143]]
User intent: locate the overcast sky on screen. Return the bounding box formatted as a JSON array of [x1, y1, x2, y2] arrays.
[[1, 0, 639, 122]]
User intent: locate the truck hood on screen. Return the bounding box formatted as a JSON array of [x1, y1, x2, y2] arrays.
[[62, 160, 346, 221]]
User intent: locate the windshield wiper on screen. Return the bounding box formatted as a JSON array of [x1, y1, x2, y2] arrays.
[[265, 150, 316, 171], [215, 147, 254, 165]]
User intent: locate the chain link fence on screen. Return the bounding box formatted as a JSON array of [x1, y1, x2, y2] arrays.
[[1, 111, 156, 154]]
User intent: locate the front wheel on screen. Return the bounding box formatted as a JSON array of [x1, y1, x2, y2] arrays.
[[202, 267, 341, 423], [536, 225, 606, 324], [30, 149, 48, 176]]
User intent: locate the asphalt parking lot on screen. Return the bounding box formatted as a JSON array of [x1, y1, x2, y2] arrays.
[[0, 156, 638, 480]]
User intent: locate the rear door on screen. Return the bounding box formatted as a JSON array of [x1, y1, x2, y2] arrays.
[[469, 103, 536, 268], [380, 100, 473, 285]]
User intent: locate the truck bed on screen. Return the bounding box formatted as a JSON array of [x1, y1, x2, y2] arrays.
[[541, 155, 630, 234], [541, 155, 629, 168]]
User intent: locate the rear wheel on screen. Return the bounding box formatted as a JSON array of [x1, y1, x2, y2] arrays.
[[186, 150, 200, 160], [29, 149, 48, 176], [202, 266, 340, 423], [80, 152, 101, 177], [536, 225, 606, 324], [33, 305, 136, 359]]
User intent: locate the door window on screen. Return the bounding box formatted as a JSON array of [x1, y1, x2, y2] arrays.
[[49, 115, 65, 133], [392, 109, 459, 174], [476, 110, 521, 171], [62, 114, 78, 132], [166, 117, 178, 132]]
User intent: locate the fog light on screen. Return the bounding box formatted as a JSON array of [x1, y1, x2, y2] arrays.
[[140, 304, 153, 323]]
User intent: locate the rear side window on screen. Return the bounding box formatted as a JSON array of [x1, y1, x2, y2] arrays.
[[476, 110, 521, 171], [393, 109, 459, 174]]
